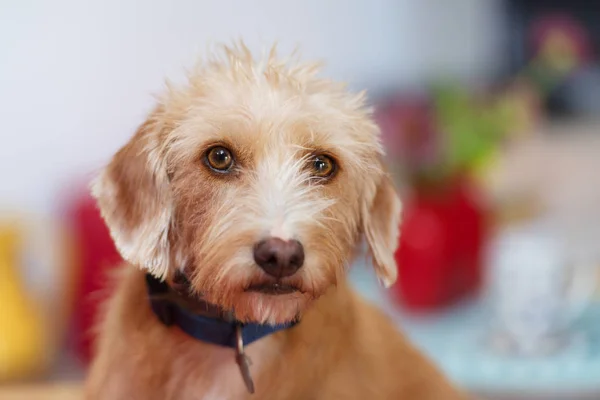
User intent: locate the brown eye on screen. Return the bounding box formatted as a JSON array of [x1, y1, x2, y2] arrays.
[[206, 146, 234, 172], [310, 154, 336, 179]]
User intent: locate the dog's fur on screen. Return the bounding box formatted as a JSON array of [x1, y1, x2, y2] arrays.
[[86, 43, 467, 399]]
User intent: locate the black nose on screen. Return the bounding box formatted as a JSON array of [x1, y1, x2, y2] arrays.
[[253, 238, 305, 278]]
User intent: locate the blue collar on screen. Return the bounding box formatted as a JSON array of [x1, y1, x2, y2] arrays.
[[145, 274, 298, 348]]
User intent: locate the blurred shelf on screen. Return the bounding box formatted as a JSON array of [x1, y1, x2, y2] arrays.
[[349, 263, 600, 399], [0, 346, 85, 399], [0, 382, 82, 400]]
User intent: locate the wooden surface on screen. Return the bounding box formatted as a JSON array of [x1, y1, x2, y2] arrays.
[[0, 383, 82, 400], [485, 119, 600, 220]]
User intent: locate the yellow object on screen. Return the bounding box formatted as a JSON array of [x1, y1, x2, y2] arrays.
[[0, 222, 48, 382]]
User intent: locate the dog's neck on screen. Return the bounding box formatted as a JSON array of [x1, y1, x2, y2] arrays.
[[145, 272, 298, 394], [145, 273, 298, 347]]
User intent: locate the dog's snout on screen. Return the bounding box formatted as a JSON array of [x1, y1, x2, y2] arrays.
[[253, 238, 304, 278]]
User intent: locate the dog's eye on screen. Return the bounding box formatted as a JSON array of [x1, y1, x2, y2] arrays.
[[310, 154, 336, 179], [206, 146, 234, 172]]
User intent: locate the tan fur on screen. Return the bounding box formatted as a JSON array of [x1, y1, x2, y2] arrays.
[[87, 42, 467, 399]]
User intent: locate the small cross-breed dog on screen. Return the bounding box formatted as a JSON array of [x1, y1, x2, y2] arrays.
[[86, 43, 467, 399]]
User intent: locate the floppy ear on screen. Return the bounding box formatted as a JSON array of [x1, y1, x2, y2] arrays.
[[91, 114, 172, 279], [362, 172, 402, 288]]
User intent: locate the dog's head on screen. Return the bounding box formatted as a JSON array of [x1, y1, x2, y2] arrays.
[[93, 43, 401, 324]]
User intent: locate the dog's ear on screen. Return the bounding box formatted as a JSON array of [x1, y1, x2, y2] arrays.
[[92, 112, 172, 279], [362, 170, 402, 288]]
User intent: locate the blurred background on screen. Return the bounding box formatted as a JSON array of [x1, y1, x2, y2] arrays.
[[2, 0, 600, 398]]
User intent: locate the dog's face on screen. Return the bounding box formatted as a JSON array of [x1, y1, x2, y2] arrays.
[[93, 44, 401, 324]]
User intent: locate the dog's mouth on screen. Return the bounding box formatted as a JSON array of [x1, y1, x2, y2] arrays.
[[245, 282, 300, 295]]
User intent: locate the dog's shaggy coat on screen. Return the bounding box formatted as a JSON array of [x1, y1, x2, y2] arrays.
[[86, 43, 467, 399]]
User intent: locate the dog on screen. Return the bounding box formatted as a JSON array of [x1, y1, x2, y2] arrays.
[[85, 42, 467, 399]]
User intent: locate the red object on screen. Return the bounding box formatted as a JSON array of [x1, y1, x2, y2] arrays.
[[375, 96, 439, 170], [392, 180, 487, 311], [67, 190, 122, 364], [529, 13, 592, 65]]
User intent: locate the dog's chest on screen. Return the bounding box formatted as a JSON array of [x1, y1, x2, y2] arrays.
[[192, 361, 246, 400], [171, 338, 275, 400]]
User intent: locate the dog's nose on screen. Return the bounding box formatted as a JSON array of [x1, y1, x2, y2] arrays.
[[253, 238, 304, 278]]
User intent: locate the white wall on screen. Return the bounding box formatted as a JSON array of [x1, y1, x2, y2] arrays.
[[0, 0, 502, 215], [412, 0, 505, 79]]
